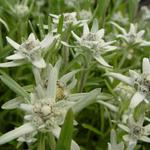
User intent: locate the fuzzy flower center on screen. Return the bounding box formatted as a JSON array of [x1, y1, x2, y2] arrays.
[[134, 74, 150, 95], [20, 39, 40, 52], [131, 125, 144, 139], [31, 100, 64, 130]]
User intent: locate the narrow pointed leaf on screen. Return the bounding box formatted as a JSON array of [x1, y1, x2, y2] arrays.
[[0, 71, 30, 102], [56, 109, 74, 150]]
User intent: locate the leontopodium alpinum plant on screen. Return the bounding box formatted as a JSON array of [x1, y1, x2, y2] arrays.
[[107, 58, 150, 108], [0, 59, 101, 149], [72, 20, 117, 67], [111, 22, 150, 47], [0, 33, 58, 68], [118, 115, 150, 147]]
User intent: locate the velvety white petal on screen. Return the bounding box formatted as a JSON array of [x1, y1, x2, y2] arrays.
[[137, 30, 145, 38], [49, 13, 59, 18], [32, 58, 46, 68], [104, 45, 117, 52], [19, 104, 33, 113], [71, 31, 81, 42], [130, 92, 145, 108], [96, 29, 105, 39], [67, 78, 77, 90], [142, 58, 150, 74], [60, 70, 79, 85], [6, 36, 20, 50], [110, 21, 127, 35], [6, 53, 25, 60], [140, 41, 150, 46], [2, 97, 23, 109], [118, 124, 130, 133], [46, 64, 58, 102], [144, 124, 150, 135], [129, 23, 137, 35], [140, 136, 150, 143], [94, 55, 112, 68], [28, 33, 36, 41], [129, 70, 140, 80], [107, 72, 133, 85], [83, 23, 89, 36], [91, 19, 98, 33], [40, 33, 59, 49], [0, 123, 35, 145], [0, 61, 25, 67], [122, 134, 130, 142]]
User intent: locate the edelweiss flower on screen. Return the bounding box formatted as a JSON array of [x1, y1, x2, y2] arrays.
[[111, 11, 129, 25], [72, 20, 117, 67], [107, 58, 150, 108], [111, 21, 150, 47], [118, 115, 150, 145], [14, 3, 29, 18], [50, 12, 87, 29], [108, 129, 124, 150], [141, 6, 150, 21], [0, 59, 100, 149], [78, 10, 92, 20], [0, 33, 58, 69]]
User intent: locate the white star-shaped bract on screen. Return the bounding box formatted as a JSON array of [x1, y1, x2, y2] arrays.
[[107, 58, 150, 108]]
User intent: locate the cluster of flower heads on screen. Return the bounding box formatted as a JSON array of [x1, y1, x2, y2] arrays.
[[0, 5, 150, 150]]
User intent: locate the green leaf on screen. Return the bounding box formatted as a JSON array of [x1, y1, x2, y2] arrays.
[[0, 70, 30, 102], [57, 14, 64, 34], [82, 124, 104, 137], [56, 109, 74, 150], [128, 0, 139, 22]]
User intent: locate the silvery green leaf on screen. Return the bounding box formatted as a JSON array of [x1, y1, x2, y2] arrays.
[[1, 97, 23, 109], [6, 53, 25, 60], [0, 18, 9, 31], [107, 72, 133, 85], [67, 93, 88, 102], [0, 61, 25, 67], [71, 31, 81, 42], [97, 100, 118, 112], [0, 72, 30, 102], [72, 89, 100, 114], [6, 36, 20, 50], [0, 123, 36, 145], [110, 21, 127, 35], [129, 92, 145, 108], [94, 55, 112, 68]]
